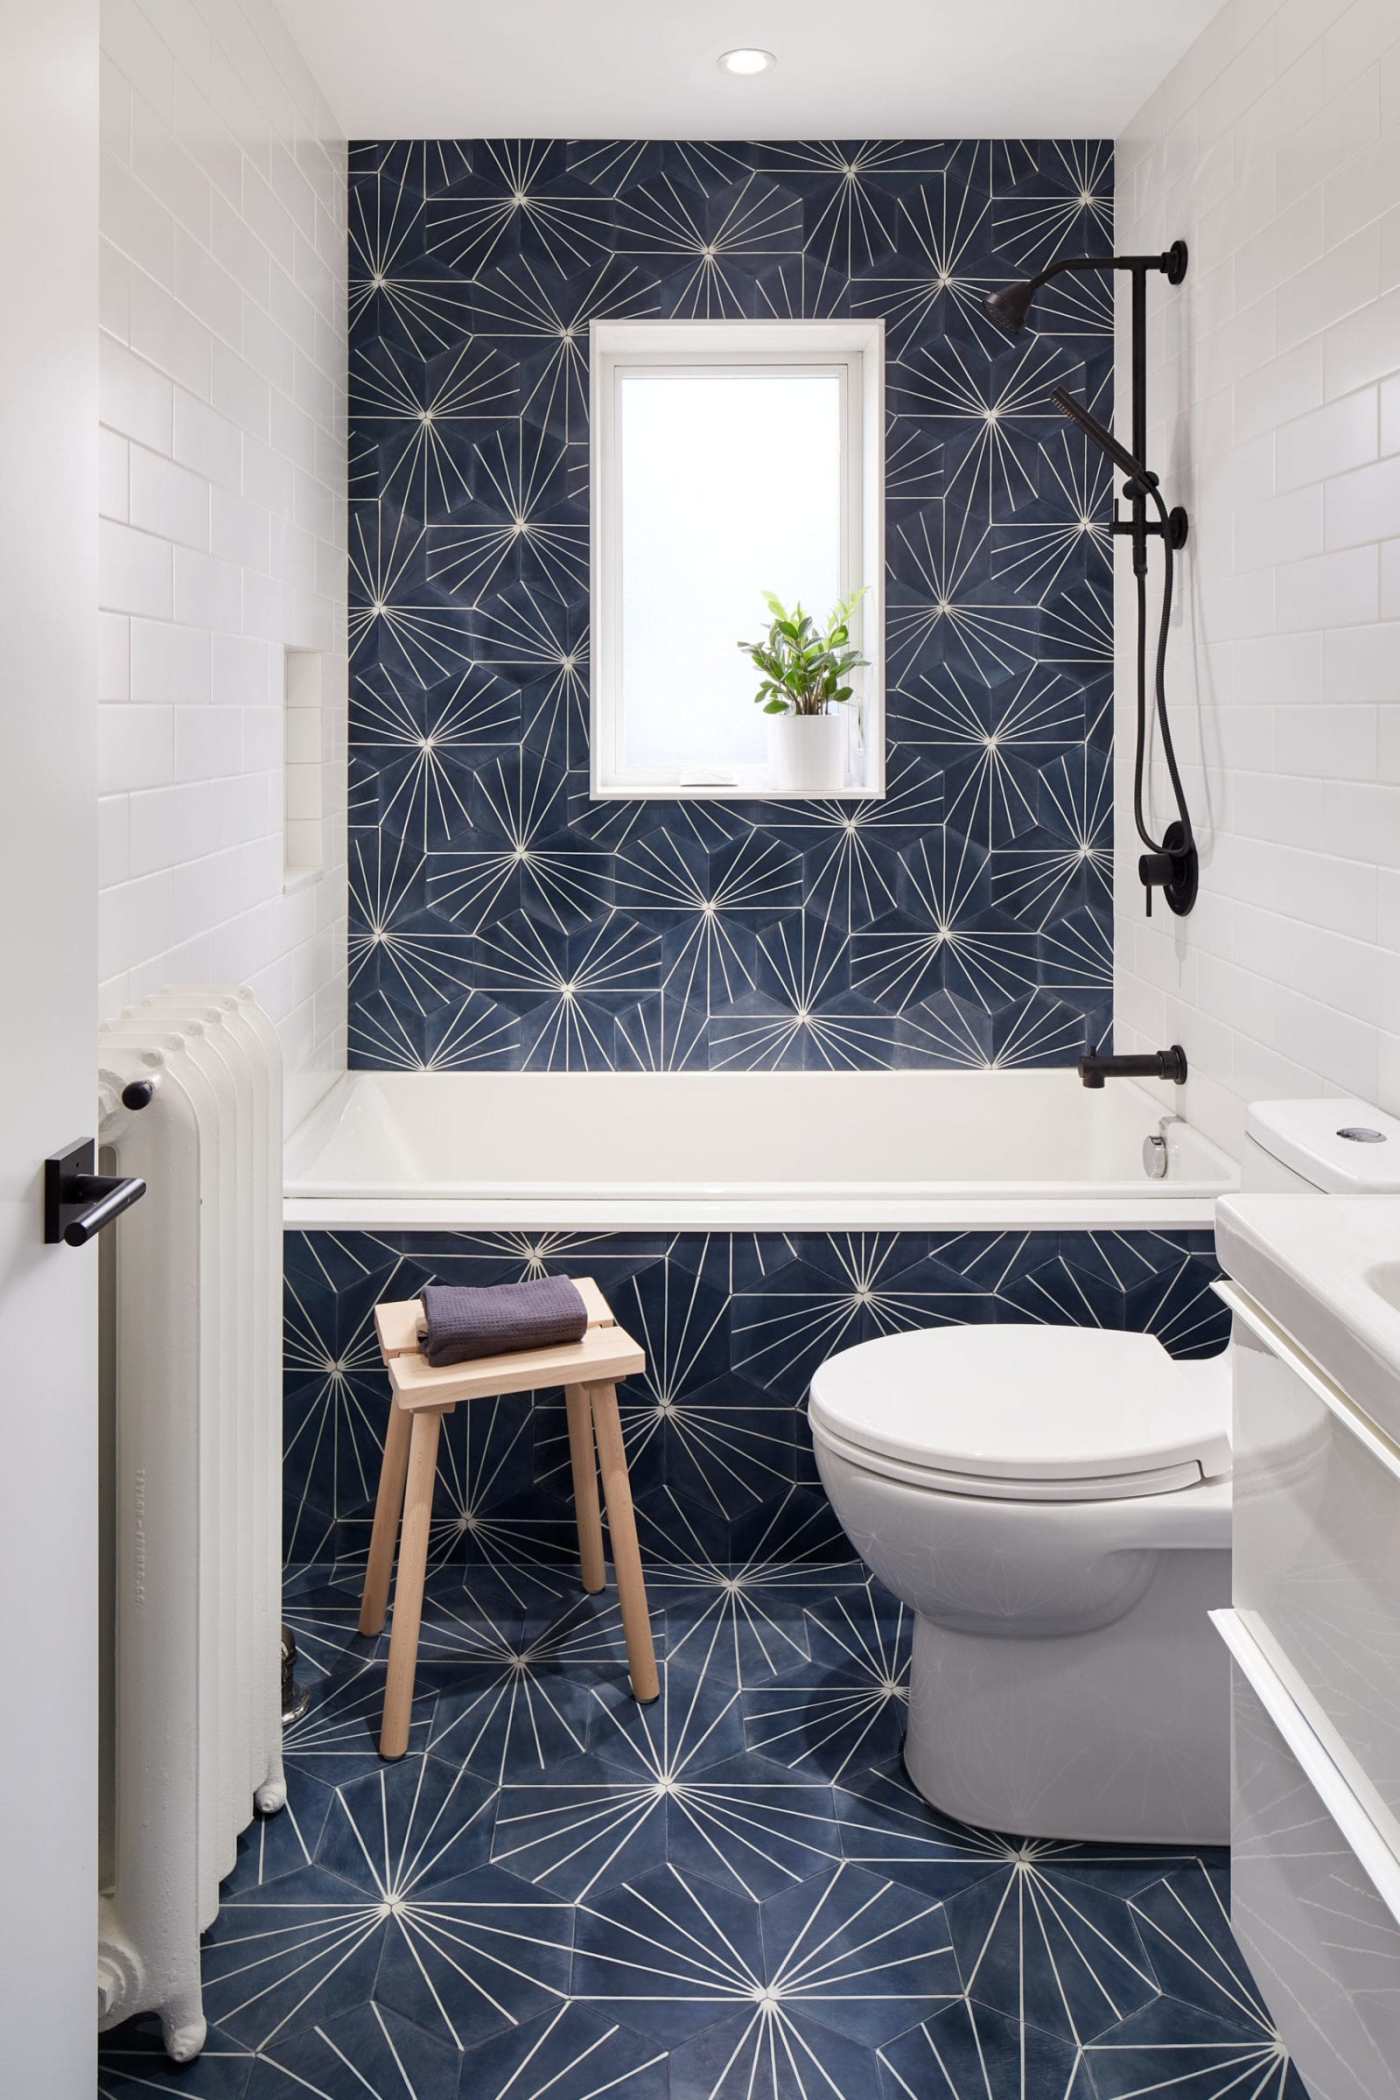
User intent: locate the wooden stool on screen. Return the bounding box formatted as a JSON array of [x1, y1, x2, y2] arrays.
[[358, 1277, 660, 1759]]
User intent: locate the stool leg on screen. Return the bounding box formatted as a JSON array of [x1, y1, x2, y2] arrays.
[[380, 1407, 441, 1759], [359, 1399, 412, 1638], [589, 1382, 659, 1703], [564, 1383, 606, 1594]]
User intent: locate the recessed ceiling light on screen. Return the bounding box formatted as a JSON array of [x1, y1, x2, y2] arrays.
[[718, 47, 776, 76]]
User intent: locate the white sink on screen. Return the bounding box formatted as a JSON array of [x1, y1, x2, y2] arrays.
[[1215, 1193, 1400, 1446]]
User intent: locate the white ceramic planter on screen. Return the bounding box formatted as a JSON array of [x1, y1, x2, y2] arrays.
[[766, 709, 848, 795]]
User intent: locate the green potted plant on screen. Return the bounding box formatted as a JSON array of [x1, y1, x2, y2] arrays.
[[737, 589, 869, 794]]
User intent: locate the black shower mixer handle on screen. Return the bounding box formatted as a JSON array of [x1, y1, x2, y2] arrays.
[[1139, 823, 1198, 919]]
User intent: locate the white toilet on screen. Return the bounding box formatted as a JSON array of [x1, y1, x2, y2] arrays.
[[811, 1096, 1400, 1847]]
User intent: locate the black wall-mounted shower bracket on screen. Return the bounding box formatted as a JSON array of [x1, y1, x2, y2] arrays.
[[1112, 503, 1189, 556], [984, 237, 1198, 920], [1114, 243, 1189, 578], [1116, 241, 1197, 919]]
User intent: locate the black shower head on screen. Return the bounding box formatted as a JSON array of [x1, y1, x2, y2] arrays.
[[983, 278, 1037, 331], [1051, 385, 1156, 495], [985, 244, 1189, 337]]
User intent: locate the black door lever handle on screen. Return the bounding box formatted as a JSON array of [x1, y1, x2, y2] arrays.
[[44, 1138, 146, 1247]]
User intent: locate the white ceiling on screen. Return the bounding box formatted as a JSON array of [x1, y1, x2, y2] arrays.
[[276, 0, 1228, 142]]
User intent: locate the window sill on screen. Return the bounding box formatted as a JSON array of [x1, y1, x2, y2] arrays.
[[590, 782, 885, 803]]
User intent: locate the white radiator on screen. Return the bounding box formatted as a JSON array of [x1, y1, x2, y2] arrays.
[[95, 987, 285, 2062]]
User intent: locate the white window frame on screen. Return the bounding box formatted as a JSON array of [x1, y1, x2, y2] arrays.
[[589, 317, 885, 801]]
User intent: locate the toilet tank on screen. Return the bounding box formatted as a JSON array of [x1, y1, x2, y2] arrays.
[[1244, 1098, 1400, 1194]]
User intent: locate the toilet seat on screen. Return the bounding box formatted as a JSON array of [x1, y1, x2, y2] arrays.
[[809, 1325, 1231, 1503], [810, 1418, 1211, 1502]]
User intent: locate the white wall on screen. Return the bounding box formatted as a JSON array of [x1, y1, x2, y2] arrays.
[[1115, 0, 1400, 1158], [97, 0, 347, 1126]]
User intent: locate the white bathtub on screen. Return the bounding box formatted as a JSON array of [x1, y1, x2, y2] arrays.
[[283, 1071, 1238, 1232]]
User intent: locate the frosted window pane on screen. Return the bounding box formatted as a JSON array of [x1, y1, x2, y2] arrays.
[[618, 368, 843, 783]]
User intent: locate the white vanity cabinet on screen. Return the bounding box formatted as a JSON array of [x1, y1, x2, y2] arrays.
[[1229, 1291, 1400, 1841], [1216, 1609, 1400, 2100], [1215, 1279, 1400, 2100]]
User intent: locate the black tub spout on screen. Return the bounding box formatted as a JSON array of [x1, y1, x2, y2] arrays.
[[1079, 1045, 1188, 1090]]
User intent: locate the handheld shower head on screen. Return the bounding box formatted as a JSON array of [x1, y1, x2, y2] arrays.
[[983, 279, 1036, 331], [1050, 385, 1156, 494]]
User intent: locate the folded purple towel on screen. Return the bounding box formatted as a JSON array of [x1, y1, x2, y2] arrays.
[[416, 1275, 589, 1368]]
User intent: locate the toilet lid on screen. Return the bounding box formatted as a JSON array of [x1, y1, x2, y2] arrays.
[[808, 1326, 1231, 1490]]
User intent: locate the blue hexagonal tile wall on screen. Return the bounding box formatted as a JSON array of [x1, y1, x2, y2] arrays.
[[283, 1226, 1228, 1563], [347, 137, 1116, 1072]]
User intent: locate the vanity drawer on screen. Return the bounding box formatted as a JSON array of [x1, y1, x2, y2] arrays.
[[1226, 1287, 1400, 1845], [1214, 1610, 1400, 2100]]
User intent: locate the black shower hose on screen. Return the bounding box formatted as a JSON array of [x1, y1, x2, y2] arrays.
[[1131, 480, 1193, 861]]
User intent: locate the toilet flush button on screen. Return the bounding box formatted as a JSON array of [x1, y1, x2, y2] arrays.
[[1337, 1126, 1386, 1143]]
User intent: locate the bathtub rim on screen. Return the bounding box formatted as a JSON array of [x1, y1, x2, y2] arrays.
[[284, 1191, 1228, 1232], [283, 1070, 1237, 1233]]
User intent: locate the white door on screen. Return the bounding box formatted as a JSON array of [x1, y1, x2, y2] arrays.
[[0, 2, 100, 2090]]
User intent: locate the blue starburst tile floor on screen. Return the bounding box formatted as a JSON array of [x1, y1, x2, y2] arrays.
[[97, 1558, 1309, 2098]]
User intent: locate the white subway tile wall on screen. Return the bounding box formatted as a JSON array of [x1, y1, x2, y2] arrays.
[[97, 0, 347, 1127], [1116, 0, 1400, 1155]]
